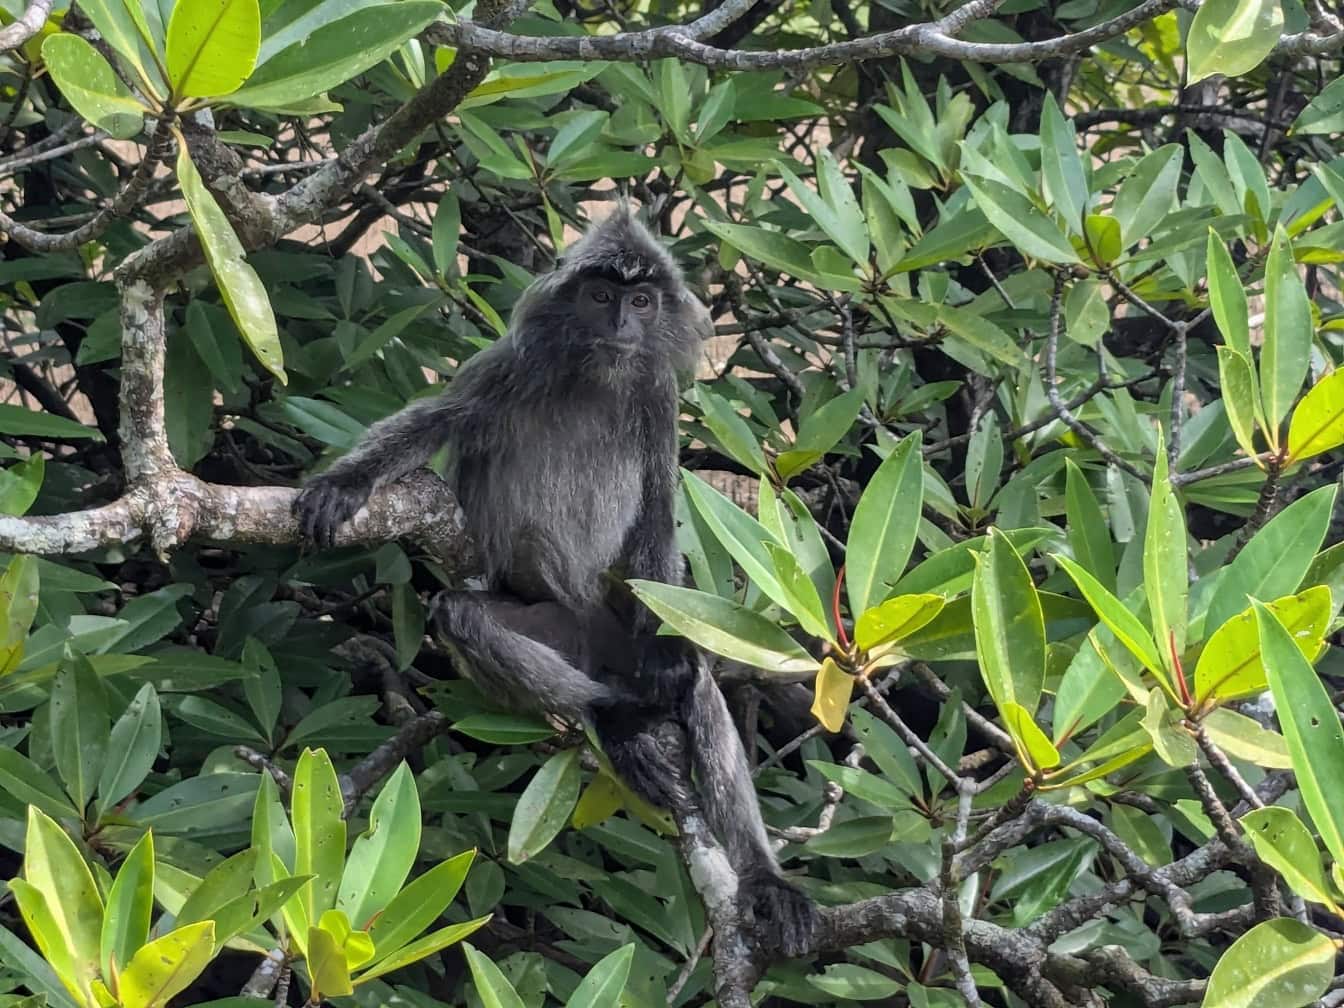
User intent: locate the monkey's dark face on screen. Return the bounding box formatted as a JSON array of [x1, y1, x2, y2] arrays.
[[572, 276, 662, 354]]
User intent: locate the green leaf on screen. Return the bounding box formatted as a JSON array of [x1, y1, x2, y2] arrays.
[[367, 849, 475, 962], [700, 220, 862, 291], [96, 683, 162, 813], [629, 580, 817, 675], [462, 942, 526, 1008], [50, 651, 110, 811], [1255, 601, 1344, 865], [230, 3, 442, 109], [1203, 706, 1292, 768], [564, 943, 635, 1008], [1201, 918, 1333, 1008], [1054, 554, 1166, 680], [176, 146, 285, 382], [74, 0, 157, 87], [960, 171, 1079, 263], [338, 762, 421, 931], [449, 713, 555, 745], [808, 964, 903, 1001], [357, 917, 490, 983], [507, 748, 581, 864], [1260, 226, 1312, 433], [1039, 92, 1087, 233], [1112, 145, 1182, 248], [776, 153, 869, 266], [0, 454, 45, 516], [1082, 213, 1122, 264], [432, 192, 461, 279], [1292, 76, 1344, 135], [847, 432, 923, 617], [1187, 0, 1284, 83], [1207, 231, 1251, 357], [40, 34, 145, 140], [790, 388, 865, 460], [166, 0, 260, 98], [1195, 588, 1330, 703], [1205, 485, 1337, 633], [0, 554, 39, 676], [849, 708, 922, 797], [1288, 367, 1344, 462], [1143, 443, 1187, 671], [972, 528, 1046, 716], [101, 831, 154, 980], [293, 748, 347, 923], [21, 807, 104, 1003], [0, 403, 103, 441], [0, 748, 76, 820], [1241, 807, 1340, 911], [8, 880, 81, 1005], [765, 542, 832, 641], [1052, 632, 1129, 744], [1064, 460, 1116, 593], [695, 385, 767, 476], [854, 593, 945, 652], [1217, 347, 1262, 457]]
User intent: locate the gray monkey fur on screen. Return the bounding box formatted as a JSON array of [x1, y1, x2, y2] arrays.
[[293, 207, 817, 957]]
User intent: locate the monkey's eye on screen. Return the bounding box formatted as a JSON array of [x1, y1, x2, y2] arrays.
[[631, 294, 651, 308], [592, 289, 612, 304]]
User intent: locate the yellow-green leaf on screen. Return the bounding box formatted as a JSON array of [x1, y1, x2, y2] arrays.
[[1001, 701, 1060, 771], [854, 593, 945, 652], [306, 923, 353, 1000], [165, 0, 260, 98], [21, 807, 103, 1001], [1194, 587, 1329, 704], [1287, 368, 1344, 462], [1202, 918, 1334, 1008], [118, 921, 216, 1008], [1241, 807, 1341, 912], [175, 145, 285, 382], [1187, 0, 1284, 83]]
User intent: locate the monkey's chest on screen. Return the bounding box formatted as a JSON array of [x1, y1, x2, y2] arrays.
[[461, 423, 644, 600]]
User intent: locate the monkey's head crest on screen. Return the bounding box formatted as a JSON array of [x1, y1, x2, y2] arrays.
[[556, 205, 681, 289]]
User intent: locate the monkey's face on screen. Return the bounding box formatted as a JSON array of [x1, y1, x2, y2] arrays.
[[573, 276, 663, 356]]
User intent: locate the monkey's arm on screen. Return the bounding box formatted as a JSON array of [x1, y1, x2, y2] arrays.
[[293, 393, 461, 546]]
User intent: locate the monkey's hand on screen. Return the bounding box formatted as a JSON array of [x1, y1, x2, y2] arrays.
[[292, 469, 374, 547]]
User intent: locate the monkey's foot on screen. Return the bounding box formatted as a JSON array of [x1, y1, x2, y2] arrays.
[[292, 471, 373, 547], [741, 871, 818, 960]]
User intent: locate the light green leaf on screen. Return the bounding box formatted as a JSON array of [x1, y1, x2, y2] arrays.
[[176, 146, 285, 382], [765, 542, 833, 641], [462, 942, 526, 1008], [1143, 442, 1187, 672], [1112, 145, 1182, 248], [1203, 707, 1292, 768], [1260, 226, 1312, 433], [41, 34, 146, 140], [357, 917, 490, 983], [1201, 918, 1333, 1008], [972, 528, 1046, 716], [367, 849, 475, 962], [507, 748, 581, 864], [701, 220, 863, 292], [1207, 231, 1251, 357], [1187, 0, 1284, 83], [306, 923, 353, 1000], [960, 171, 1080, 263], [695, 385, 767, 476], [629, 580, 817, 675], [229, 3, 443, 109], [338, 762, 421, 930], [293, 747, 347, 923], [1241, 807, 1340, 911], [1001, 700, 1060, 770], [100, 829, 154, 980], [846, 432, 923, 617], [1292, 76, 1344, 135], [1255, 601, 1344, 865], [166, 0, 260, 97], [564, 943, 635, 1008], [1217, 347, 1261, 458], [854, 593, 945, 653], [1039, 92, 1087, 233], [1054, 554, 1165, 681]]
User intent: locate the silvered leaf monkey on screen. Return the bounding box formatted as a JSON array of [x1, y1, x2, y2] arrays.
[[293, 208, 816, 955]]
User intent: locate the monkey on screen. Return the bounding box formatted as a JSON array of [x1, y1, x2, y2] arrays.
[[292, 207, 817, 957]]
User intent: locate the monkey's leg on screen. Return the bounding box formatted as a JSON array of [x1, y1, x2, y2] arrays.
[[430, 591, 610, 724]]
